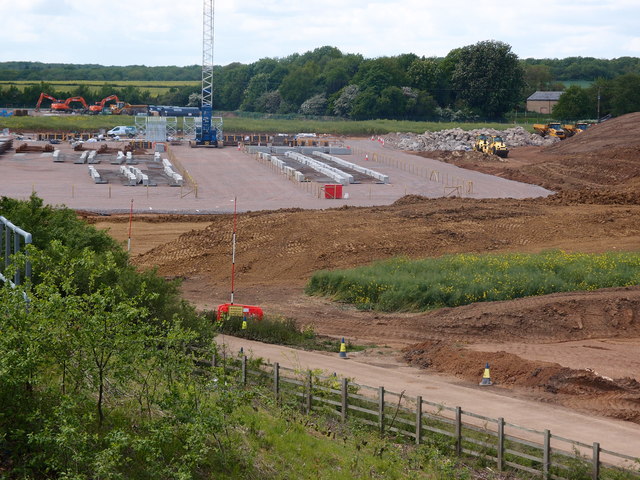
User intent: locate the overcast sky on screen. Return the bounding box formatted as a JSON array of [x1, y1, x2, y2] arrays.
[[1, 0, 638, 67]]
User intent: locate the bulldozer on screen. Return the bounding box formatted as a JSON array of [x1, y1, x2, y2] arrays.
[[533, 122, 566, 139], [562, 122, 590, 137]]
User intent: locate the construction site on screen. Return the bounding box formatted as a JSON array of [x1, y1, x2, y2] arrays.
[[1, 0, 640, 472]]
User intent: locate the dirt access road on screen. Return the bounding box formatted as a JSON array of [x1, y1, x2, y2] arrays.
[[72, 114, 640, 460]]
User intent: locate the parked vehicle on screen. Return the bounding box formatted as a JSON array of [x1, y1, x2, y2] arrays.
[[107, 126, 137, 138]]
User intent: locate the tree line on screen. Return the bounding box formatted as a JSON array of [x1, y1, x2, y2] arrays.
[[1, 44, 638, 120]]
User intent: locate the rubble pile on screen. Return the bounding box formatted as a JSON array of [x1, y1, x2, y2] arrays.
[[384, 126, 558, 152]]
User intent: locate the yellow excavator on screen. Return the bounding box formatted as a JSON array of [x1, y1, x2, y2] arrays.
[[533, 122, 566, 139]]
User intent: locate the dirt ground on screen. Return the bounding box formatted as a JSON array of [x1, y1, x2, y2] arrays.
[[81, 113, 640, 427]]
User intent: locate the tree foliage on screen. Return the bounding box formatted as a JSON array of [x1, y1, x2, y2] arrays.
[[451, 40, 525, 118], [552, 85, 593, 119], [0, 196, 253, 478], [1, 46, 639, 120]]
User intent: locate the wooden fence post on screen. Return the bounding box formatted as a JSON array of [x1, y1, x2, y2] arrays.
[[543, 429, 551, 480], [378, 386, 385, 435], [306, 371, 312, 414], [592, 442, 600, 480], [497, 417, 504, 471], [341, 379, 348, 422], [273, 362, 280, 404], [415, 396, 422, 445], [241, 355, 247, 385], [455, 407, 462, 455]]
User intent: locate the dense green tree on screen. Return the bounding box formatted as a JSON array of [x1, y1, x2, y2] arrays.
[[279, 62, 321, 107], [552, 85, 593, 119], [610, 73, 640, 116], [240, 73, 270, 111], [451, 40, 525, 118], [216, 63, 251, 110]]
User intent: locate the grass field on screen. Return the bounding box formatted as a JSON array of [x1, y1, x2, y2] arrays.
[[0, 114, 523, 136], [306, 250, 640, 311]]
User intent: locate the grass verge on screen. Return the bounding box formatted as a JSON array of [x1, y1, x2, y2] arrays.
[[209, 313, 366, 353], [0, 114, 527, 136], [306, 250, 640, 312]]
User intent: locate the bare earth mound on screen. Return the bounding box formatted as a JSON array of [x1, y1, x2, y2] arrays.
[[89, 112, 640, 424]]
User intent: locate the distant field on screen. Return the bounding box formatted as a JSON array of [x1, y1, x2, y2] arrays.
[[560, 80, 593, 88], [0, 80, 199, 96]]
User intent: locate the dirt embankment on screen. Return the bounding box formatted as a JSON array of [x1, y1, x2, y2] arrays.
[[90, 113, 640, 424]]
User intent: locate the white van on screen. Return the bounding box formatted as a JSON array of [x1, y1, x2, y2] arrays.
[[107, 126, 137, 138]]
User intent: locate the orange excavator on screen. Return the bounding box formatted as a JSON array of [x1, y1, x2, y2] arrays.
[[89, 94, 119, 114], [35, 93, 63, 112], [58, 96, 89, 113], [35, 93, 89, 113]]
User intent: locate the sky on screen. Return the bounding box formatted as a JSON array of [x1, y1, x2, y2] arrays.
[[1, 0, 638, 67]]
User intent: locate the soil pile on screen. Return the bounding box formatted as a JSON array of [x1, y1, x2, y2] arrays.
[[414, 113, 640, 193], [403, 341, 640, 423]]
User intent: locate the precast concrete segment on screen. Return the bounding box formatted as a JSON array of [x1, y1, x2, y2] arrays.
[[0, 141, 551, 213]]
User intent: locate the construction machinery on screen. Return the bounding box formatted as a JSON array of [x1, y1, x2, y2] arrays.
[[35, 94, 89, 113], [35, 93, 63, 112], [562, 122, 590, 137], [533, 122, 566, 139], [473, 134, 490, 152], [190, 0, 222, 147], [485, 135, 509, 158], [89, 95, 120, 114], [109, 102, 148, 115]]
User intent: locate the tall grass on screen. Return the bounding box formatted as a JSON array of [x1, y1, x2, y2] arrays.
[[0, 114, 519, 135], [305, 250, 640, 312]]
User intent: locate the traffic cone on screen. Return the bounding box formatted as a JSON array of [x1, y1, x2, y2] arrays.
[[479, 362, 493, 386], [365, 154, 369, 161], [339, 338, 348, 358]]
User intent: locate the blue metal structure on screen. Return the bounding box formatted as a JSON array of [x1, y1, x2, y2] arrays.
[[192, 0, 222, 147]]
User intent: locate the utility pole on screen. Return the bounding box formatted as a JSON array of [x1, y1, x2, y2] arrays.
[[597, 86, 601, 122]]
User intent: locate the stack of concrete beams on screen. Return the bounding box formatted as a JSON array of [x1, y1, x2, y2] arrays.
[[162, 158, 183, 186], [313, 151, 389, 184], [0, 137, 13, 154], [285, 151, 353, 185], [246, 145, 352, 156], [258, 152, 306, 181], [119, 165, 138, 186], [88, 165, 107, 184], [75, 151, 89, 164]]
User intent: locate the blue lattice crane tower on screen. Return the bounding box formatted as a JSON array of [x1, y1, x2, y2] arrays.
[[192, 0, 223, 147]]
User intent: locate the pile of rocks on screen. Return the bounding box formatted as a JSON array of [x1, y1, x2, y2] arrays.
[[384, 126, 558, 152]]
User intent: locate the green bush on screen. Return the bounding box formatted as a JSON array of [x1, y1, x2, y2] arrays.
[[306, 250, 640, 311]]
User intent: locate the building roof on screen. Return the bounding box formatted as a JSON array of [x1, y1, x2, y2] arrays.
[[527, 91, 563, 101]]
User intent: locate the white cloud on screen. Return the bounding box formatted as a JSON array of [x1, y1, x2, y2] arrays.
[[0, 0, 637, 65]]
